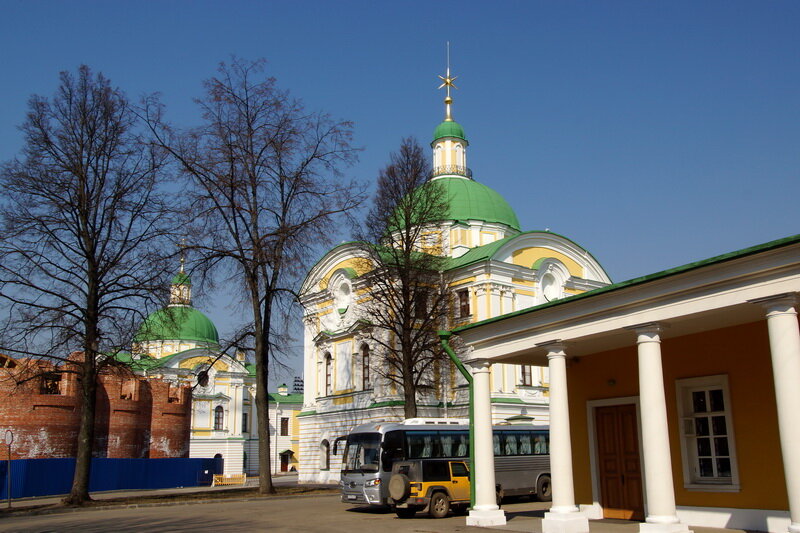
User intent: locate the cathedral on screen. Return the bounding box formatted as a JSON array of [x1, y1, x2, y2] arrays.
[[131, 261, 303, 475], [297, 69, 612, 484]]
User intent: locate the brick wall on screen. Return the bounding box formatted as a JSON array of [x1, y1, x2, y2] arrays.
[[0, 357, 191, 459]]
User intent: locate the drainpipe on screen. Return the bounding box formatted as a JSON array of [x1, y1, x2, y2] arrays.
[[438, 330, 475, 509], [276, 400, 282, 475]]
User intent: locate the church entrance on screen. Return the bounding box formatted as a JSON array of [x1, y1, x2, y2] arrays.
[[595, 404, 644, 520]]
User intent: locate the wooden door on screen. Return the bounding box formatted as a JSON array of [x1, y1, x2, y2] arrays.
[[280, 454, 289, 472], [595, 404, 644, 520]]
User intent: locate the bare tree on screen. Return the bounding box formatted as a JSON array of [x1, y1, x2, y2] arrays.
[[0, 65, 175, 505], [144, 58, 364, 494], [355, 137, 452, 418]]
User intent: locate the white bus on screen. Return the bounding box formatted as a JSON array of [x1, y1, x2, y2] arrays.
[[337, 418, 551, 507]]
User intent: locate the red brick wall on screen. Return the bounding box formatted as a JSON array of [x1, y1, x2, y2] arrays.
[[0, 358, 191, 459]]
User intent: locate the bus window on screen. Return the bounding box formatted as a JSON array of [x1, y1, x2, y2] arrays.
[[533, 432, 549, 454], [441, 432, 454, 457], [342, 433, 381, 473], [519, 432, 533, 455], [493, 434, 501, 456], [454, 431, 468, 457], [406, 431, 440, 458], [381, 430, 404, 472], [502, 432, 519, 456]]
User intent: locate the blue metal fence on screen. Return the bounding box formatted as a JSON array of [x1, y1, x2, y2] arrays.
[[0, 457, 222, 499]]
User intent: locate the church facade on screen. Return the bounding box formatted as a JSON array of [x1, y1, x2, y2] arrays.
[[131, 266, 302, 475], [297, 72, 612, 484]]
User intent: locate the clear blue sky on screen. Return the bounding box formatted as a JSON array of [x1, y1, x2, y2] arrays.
[[2, 2, 799, 382]]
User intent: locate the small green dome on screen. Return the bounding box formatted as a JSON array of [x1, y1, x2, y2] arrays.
[[437, 177, 520, 230], [433, 120, 467, 142], [135, 306, 219, 345], [171, 272, 192, 286]]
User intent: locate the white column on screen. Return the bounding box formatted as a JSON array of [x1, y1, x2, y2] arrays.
[[634, 324, 690, 533], [466, 359, 507, 527], [540, 342, 589, 533], [759, 295, 800, 533]]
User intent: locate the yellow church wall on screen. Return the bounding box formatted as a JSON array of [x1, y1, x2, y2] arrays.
[[567, 320, 788, 512], [178, 356, 229, 372], [318, 258, 373, 290], [511, 247, 583, 276]]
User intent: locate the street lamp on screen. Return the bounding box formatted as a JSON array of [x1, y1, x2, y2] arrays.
[[3, 430, 12, 508]]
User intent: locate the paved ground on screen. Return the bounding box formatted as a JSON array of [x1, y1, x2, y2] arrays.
[[0, 492, 750, 533]]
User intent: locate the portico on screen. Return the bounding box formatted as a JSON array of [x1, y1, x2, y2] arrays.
[[453, 235, 800, 532]]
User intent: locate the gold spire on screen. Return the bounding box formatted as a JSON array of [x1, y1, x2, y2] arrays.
[[178, 238, 187, 274], [437, 42, 458, 122]]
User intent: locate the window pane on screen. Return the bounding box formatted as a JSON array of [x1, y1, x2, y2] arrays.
[[519, 433, 532, 455], [533, 432, 549, 455], [698, 458, 714, 477], [696, 438, 711, 457], [709, 389, 725, 411], [716, 458, 732, 478], [714, 437, 729, 456], [712, 416, 727, 436], [692, 391, 707, 413], [695, 417, 709, 436]]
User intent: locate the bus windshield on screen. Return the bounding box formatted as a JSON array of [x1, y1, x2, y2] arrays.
[[342, 432, 381, 474]]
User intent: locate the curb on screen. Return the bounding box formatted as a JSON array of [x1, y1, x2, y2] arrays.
[[0, 490, 340, 519]]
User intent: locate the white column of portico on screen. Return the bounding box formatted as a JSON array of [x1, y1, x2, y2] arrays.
[[755, 295, 800, 533], [540, 341, 589, 533], [466, 359, 507, 527], [633, 324, 691, 533]]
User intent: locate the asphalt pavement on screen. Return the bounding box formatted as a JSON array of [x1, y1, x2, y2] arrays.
[[0, 475, 749, 533]]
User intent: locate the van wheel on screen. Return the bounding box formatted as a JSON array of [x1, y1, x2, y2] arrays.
[[395, 507, 417, 518], [537, 475, 552, 502], [429, 492, 450, 518]]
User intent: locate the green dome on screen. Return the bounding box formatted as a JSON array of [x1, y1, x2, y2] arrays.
[[437, 177, 520, 230], [135, 306, 219, 345], [433, 120, 467, 142], [171, 272, 192, 286]]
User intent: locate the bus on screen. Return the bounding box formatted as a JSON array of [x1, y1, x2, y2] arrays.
[[337, 418, 551, 507]]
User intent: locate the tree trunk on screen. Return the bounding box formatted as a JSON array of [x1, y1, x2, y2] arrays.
[[403, 348, 417, 419], [254, 293, 275, 494], [64, 357, 97, 505]]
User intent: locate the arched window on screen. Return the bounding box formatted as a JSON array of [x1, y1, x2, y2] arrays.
[[324, 353, 332, 396], [361, 345, 370, 390], [214, 405, 224, 430], [455, 143, 463, 167], [321, 439, 331, 470]]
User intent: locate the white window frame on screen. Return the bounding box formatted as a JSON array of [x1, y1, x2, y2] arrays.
[[675, 374, 740, 492]]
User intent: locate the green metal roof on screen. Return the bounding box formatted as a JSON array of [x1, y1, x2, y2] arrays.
[[446, 230, 604, 271], [171, 272, 192, 286], [135, 306, 219, 345], [436, 177, 520, 230], [453, 233, 800, 334], [433, 120, 467, 142], [267, 392, 304, 403]]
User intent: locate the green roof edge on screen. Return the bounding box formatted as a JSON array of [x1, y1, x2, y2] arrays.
[[454, 233, 800, 334]]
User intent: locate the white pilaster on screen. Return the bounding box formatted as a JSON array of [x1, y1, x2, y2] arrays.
[[633, 324, 690, 533], [758, 295, 800, 533], [540, 341, 589, 533], [466, 358, 506, 527]]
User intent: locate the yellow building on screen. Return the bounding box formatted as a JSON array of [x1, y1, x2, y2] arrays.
[[297, 69, 611, 485], [455, 234, 800, 532]]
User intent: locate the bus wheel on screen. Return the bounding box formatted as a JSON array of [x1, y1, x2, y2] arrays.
[[537, 475, 552, 502], [395, 507, 417, 518], [429, 492, 450, 518]]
